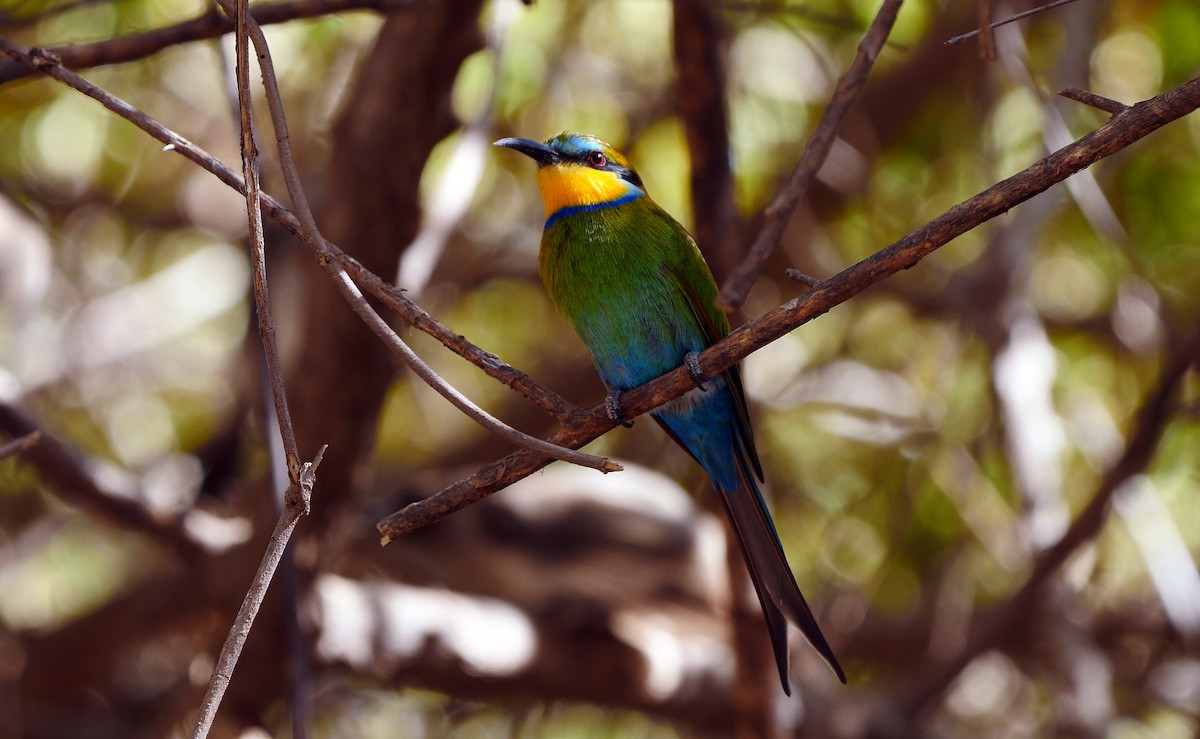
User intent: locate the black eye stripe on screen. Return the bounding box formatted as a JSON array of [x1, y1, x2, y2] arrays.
[[568, 151, 643, 189]]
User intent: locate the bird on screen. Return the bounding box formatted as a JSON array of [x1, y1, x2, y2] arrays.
[[495, 132, 845, 693]]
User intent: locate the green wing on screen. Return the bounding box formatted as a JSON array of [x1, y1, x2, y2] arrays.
[[660, 223, 765, 482]]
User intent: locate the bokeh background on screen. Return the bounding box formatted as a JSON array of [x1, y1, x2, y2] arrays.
[[1, 0, 1199, 736]]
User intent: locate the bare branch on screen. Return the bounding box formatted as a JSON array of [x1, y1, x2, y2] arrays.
[[0, 33, 613, 475], [379, 73, 1200, 540], [785, 269, 823, 288], [204, 0, 614, 474], [945, 0, 1085, 46], [191, 445, 323, 739], [0, 0, 411, 85], [718, 0, 904, 310], [226, 0, 301, 483], [1059, 86, 1130, 116]]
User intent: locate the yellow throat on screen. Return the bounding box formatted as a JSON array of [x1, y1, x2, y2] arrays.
[[535, 163, 635, 219]]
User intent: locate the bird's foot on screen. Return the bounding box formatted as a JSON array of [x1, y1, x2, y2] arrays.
[[605, 389, 633, 428], [684, 351, 707, 391]]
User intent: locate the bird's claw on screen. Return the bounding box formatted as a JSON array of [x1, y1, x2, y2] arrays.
[[605, 389, 633, 427], [685, 351, 707, 391]]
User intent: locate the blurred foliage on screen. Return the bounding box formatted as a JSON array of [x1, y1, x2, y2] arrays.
[[2, 0, 1200, 736]]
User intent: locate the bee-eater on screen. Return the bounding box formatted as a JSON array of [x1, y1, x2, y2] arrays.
[[495, 132, 845, 692]]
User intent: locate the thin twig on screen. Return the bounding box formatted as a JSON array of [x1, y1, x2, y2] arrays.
[[717, 0, 904, 310], [785, 269, 823, 288], [1059, 86, 1129, 116], [0, 34, 613, 474], [212, 4, 617, 474], [7, 32, 1197, 541], [945, 0, 1084, 46], [190, 445, 323, 739], [0, 0, 412, 85], [0, 430, 40, 461], [8, 29, 573, 423], [377, 73, 1200, 540], [229, 1, 596, 466], [228, 0, 301, 483]]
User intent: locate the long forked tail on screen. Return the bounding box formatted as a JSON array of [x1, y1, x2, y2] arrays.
[[716, 463, 846, 693]]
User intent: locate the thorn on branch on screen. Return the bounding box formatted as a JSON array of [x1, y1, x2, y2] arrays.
[[945, 0, 1083, 46], [1059, 87, 1130, 116], [286, 443, 327, 514], [786, 269, 823, 289]]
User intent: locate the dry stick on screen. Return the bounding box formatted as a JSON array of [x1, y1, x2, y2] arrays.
[[230, 1, 301, 484], [363, 280, 576, 423], [0, 430, 40, 461], [190, 446, 324, 739], [0, 37, 615, 475], [7, 34, 1197, 538], [217, 8, 315, 736], [717, 0, 904, 311], [4, 35, 572, 425], [0, 0, 410, 84], [945, 0, 1084, 46], [202, 3, 615, 473], [377, 74, 1200, 541], [190, 4, 313, 736], [1060, 86, 1129, 116], [0, 402, 202, 556]]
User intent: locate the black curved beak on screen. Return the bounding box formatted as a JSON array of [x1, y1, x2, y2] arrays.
[[494, 137, 560, 167]]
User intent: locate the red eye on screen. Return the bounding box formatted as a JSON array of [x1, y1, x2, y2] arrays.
[[588, 151, 606, 168]]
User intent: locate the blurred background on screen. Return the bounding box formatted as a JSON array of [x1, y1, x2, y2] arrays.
[[1, 0, 1200, 736]]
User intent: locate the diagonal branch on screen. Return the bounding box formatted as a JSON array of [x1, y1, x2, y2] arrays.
[[378, 74, 1200, 540], [0, 0, 410, 85], [4, 29, 1197, 544], [945, 0, 1086, 46], [0, 34, 613, 475], [0, 429, 39, 461], [718, 0, 904, 310]]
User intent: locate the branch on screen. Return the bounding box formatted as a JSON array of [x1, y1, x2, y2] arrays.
[[211, 7, 613, 472], [191, 446, 323, 739], [377, 73, 1200, 540], [945, 0, 1085, 46], [0, 430, 39, 461], [0, 34, 613, 474], [718, 0, 904, 310], [1059, 86, 1130, 116], [0, 0, 409, 85], [227, 0, 301, 483]]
